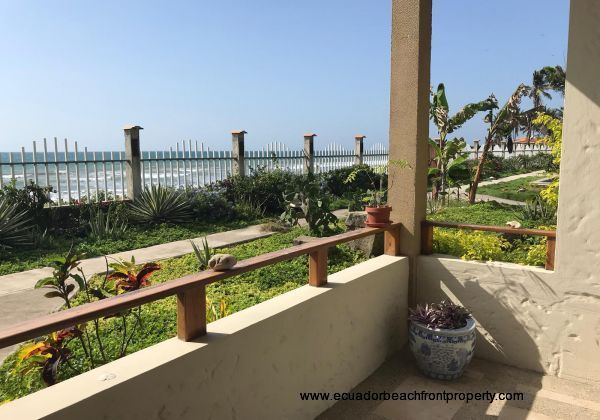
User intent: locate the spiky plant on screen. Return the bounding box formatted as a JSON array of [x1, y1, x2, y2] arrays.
[[191, 237, 213, 270], [409, 300, 472, 330], [88, 206, 128, 240], [0, 196, 33, 250], [128, 185, 193, 224]]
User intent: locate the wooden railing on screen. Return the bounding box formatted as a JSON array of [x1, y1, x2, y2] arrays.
[[421, 220, 556, 270], [0, 223, 402, 349]]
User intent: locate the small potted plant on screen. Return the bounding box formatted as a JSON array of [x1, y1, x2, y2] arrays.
[[344, 160, 410, 227], [408, 300, 476, 380]]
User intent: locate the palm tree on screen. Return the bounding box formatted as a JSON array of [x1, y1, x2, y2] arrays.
[[430, 84, 497, 199]]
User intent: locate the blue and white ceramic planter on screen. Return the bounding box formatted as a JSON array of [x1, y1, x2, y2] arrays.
[[408, 318, 476, 380]]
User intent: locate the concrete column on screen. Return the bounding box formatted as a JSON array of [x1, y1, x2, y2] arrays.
[[354, 135, 365, 165], [473, 139, 480, 160], [124, 125, 143, 200], [501, 140, 507, 158], [552, 0, 600, 381], [387, 0, 432, 262], [303, 133, 316, 174], [231, 130, 246, 177]]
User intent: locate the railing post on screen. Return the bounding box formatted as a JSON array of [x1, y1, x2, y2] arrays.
[[421, 222, 433, 254], [232, 130, 246, 177], [177, 284, 207, 341], [309, 247, 328, 286], [354, 135, 365, 165], [304, 133, 316, 174], [384, 225, 401, 256], [124, 125, 143, 200], [545, 237, 556, 271]]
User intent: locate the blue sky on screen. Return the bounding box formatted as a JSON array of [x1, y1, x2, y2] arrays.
[[0, 0, 569, 151]]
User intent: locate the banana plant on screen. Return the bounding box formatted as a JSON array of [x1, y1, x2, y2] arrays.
[[430, 84, 497, 199], [428, 137, 469, 204]]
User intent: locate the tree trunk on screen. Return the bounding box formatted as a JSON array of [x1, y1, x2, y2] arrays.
[[468, 135, 493, 204]]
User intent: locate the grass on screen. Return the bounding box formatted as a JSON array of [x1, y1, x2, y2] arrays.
[[427, 201, 554, 267], [475, 176, 546, 202], [0, 219, 264, 276], [0, 226, 367, 402]]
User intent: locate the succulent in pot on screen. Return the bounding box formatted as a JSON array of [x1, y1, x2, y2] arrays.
[[344, 160, 410, 227], [408, 300, 476, 380]]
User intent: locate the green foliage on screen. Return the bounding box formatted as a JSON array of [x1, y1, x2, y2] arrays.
[[128, 185, 193, 224], [344, 160, 409, 207], [190, 237, 213, 270], [0, 180, 53, 228], [476, 176, 545, 202], [516, 196, 557, 226], [87, 206, 128, 241], [433, 228, 509, 261], [0, 227, 366, 402], [34, 248, 85, 307], [280, 176, 338, 235], [534, 113, 562, 207], [323, 165, 386, 197], [0, 197, 33, 250]]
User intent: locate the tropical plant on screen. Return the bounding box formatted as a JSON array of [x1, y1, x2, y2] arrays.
[[516, 196, 557, 225], [280, 175, 338, 235], [107, 256, 161, 292], [0, 197, 33, 250], [0, 180, 53, 227], [428, 137, 469, 204], [409, 300, 472, 330], [28, 250, 161, 388], [128, 185, 193, 224], [430, 84, 497, 198], [534, 113, 562, 206], [469, 84, 531, 203], [88, 206, 128, 240], [191, 237, 213, 270], [17, 326, 83, 386], [524, 65, 565, 139], [344, 160, 410, 207]]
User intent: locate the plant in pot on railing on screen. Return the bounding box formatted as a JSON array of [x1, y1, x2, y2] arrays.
[[408, 300, 476, 380], [344, 160, 410, 227]]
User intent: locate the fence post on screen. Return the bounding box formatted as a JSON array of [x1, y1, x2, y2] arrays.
[[545, 237, 556, 270], [232, 130, 246, 177], [304, 133, 316, 174], [354, 135, 365, 165], [124, 125, 143, 200], [473, 139, 480, 160], [421, 222, 433, 254], [501, 140, 507, 158]]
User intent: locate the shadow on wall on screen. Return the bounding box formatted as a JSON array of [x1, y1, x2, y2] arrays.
[[416, 256, 548, 418]]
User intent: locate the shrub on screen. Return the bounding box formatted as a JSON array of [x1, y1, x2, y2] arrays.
[[0, 197, 33, 250], [187, 187, 237, 222], [516, 196, 557, 226], [128, 186, 193, 224], [322, 165, 386, 197], [433, 228, 509, 261], [0, 180, 52, 228], [87, 206, 128, 241]]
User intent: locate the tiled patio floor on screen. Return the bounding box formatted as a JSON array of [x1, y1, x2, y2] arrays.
[[318, 349, 600, 420]]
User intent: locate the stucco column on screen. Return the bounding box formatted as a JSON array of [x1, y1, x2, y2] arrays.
[[124, 125, 143, 200], [387, 0, 432, 268], [555, 1, 600, 277]]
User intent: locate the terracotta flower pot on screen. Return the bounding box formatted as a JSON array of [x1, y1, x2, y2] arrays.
[[365, 206, 392, 227]]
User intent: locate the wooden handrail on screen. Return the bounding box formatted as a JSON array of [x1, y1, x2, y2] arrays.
[[0, 223, 402, 349], [421, 220, 556, 270]]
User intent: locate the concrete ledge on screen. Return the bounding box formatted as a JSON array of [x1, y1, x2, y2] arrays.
[[0, 255, 409, 420]]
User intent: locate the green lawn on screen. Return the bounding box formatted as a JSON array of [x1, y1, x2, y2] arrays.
[[0, 226, 367, 402], [475, 176, 546, 202], [0, 219, 265, 276]]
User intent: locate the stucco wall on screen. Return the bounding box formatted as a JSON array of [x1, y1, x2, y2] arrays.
[[417, 255, 600, 383], [0, 255, 409, 420]]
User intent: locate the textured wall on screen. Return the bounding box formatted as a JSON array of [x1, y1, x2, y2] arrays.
[[417, 256, 600, 383], [0, 256, 409, 420]]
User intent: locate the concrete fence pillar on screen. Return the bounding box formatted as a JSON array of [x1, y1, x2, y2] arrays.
[[303, 133, 316, 174], [355, 135, 365, 165], [124, 125, 143, 200], [501, 140, 507, 158], [231, 130, 247, 177], [473, 139, 480, 160]]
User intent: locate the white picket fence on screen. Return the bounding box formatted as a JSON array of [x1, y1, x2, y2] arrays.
[[467, 142, 550, 160], [1, 139, 389, 206]]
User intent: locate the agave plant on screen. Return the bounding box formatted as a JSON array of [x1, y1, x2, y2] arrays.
[[191, 237, 213, 270], [409, 300, 471, 330], [107, 256, 161, 292], [128, 185, 193, 224], [0, 196, 33, 250], [88, 206, 128, 240]]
